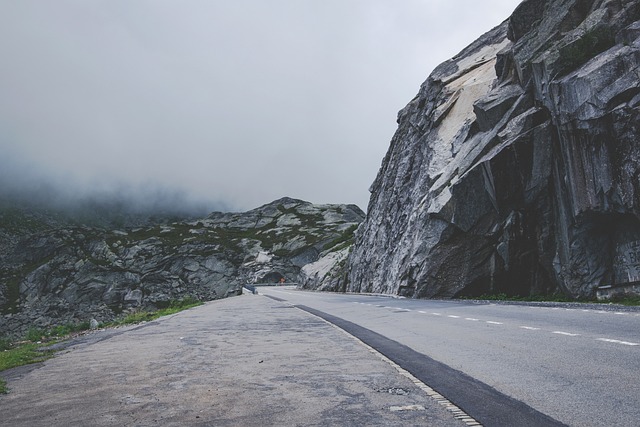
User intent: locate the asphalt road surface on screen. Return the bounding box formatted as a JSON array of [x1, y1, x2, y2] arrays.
[[259, 287, 640, 427]]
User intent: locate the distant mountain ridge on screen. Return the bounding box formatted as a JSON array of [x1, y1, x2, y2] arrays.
[[0, 197, 364, 338]]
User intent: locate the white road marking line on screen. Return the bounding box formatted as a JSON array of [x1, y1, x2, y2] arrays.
[[520, 326, 540, 330], [614, 312, 627, 315], [486, 321, 503, 325], [552, 331, 580, 337], [432, 313, 442, 316], [448, 315, 461, 319], [465, 318, 479, 321], [418, 311, 427, 314], [389, 405, 425, 412], [596, 338, 640, 346]]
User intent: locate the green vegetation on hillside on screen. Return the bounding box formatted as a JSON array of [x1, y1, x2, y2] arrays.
[[322, 224, 358, 252], [0, 207, 53, 235]]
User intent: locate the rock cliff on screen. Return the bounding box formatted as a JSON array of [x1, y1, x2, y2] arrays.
[[346, 0, 640, 299], [0, 197, 363, 337]]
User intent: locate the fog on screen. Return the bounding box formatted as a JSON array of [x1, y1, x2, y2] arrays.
[[0, 0, 522, 214]]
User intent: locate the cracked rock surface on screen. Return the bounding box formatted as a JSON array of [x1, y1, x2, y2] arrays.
[[346, 0, 640, 299], [0, 197, 363, 338]]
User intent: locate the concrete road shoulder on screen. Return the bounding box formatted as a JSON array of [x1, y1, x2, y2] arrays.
[[1, 294, 466, 426]]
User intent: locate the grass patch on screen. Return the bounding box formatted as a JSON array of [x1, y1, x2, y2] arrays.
[[0, 343, 52, 371], [0, 322, 90, 392], [0, 320, 95, 393], [49, 321, 91, 338], [0, 342, 54, 383], [0, 338, 11, 352], [460, 293, 640, 306], [461, 293, 579, 303], [20, 321, 93, 344], [25, 327, 48, 343], [112, 298, 203, 326], [607, 295, 640, 306]]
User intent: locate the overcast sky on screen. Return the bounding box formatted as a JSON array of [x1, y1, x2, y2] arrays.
[[0, 0, 522, 213]]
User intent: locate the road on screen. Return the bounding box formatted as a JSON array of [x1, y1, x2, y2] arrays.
[[1, 294, 468, 427], [258, 287, 640, 427]]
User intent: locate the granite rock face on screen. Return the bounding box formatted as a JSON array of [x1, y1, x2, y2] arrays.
[[0, 198, 363, 337], [347, 0, 640, 299]]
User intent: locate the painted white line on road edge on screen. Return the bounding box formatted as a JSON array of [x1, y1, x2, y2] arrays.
[[486, 321, 503, 325], [596, 338, 640, 346], [304, 308, 483, 427], [520, 326, 540, 331], [552, 331, 580, 337], [448, 315, 461, 319], [389, 405, 425, 412], [465, 318, 479, 321]]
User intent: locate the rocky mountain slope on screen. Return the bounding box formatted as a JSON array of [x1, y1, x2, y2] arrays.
[[0, 197, 364, 338], [342, 0, 640, 299]]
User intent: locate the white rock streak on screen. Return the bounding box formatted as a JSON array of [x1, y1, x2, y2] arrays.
[[425, 39, 509, 213]]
